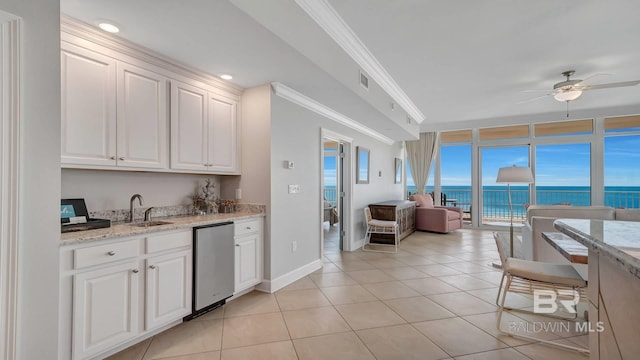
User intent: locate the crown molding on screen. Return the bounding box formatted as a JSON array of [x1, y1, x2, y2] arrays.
[[60, 15, 243, 97], [271, 82, 394, 145], [294, 0, 425, 124]]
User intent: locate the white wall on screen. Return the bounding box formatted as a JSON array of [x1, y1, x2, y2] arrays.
[[269, 93, 404, 280], [61, 169, 220, 211], [350, 134, 406, 242], [0, 0, 61, 358], [234, 84, 272, 277]]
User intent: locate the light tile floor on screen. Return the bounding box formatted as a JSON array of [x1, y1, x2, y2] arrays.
[[108, 227, 589, 359]]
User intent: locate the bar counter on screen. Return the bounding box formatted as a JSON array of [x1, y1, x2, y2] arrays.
[[554, 219, 640, 360]]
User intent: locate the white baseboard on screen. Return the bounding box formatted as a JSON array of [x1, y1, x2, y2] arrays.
[[256, 259, 323, 293], [352, 237, 365, 251]]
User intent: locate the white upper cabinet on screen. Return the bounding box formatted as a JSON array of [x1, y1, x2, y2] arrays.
[[170, 81, 240, 174], [208, 95, 239, 173], [170, 81, 209, 171], [61, 41, 168, 170], [61, 43, 117, 166], [60, 22, 242, 174], [116, 63, 168, 169]]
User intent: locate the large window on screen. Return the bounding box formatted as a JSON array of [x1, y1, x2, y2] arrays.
[[604, 135, 640, 208], [535, 143, 591, 206], [411, 115, 640, 229], [604, 116, 640, 208], [480, 146, 530, 225], [441, 144, 472, 213]]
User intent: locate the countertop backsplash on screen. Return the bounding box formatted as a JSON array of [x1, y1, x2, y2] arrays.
[[90, 203, 265, 223]]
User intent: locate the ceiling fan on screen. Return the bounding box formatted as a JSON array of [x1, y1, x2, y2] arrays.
[[520, 70, 640, 103], [519, 70, 640, 117]]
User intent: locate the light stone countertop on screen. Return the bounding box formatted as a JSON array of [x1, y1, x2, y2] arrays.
[[554, 218, 640, 280], [60, 211, 265, 246]]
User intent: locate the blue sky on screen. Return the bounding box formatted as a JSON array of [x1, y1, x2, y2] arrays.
[[324, 156, 337, 186], [325, 135, 639, 187]]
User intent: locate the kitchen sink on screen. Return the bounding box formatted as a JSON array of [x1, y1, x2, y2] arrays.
[[131, 220, 173, 227]]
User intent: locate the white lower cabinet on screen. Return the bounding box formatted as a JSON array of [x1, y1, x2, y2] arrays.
[[145, 249, 192, 330], [72, 261, 140, 360], [61, 229, 192, 360], [234, 219, 263, 293]]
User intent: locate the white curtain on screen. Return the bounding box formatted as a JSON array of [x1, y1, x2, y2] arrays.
[[406, 132, 439, 194]]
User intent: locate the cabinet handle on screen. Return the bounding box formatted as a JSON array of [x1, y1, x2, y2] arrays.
[[119, 157, 125, 161], [132, 269, 139, 274], [246, 226, 251, 230], [107, 251, 116, 256], [110, 156, 116, 160], [235, 244, 240, 247], [149, 265, 157, 269]]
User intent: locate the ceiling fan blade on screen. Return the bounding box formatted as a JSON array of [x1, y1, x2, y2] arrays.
[[520, 89, 553, 92], [575, 73, 611, 86], [517, 93, 552, 104], [582, 80, 640, 90]]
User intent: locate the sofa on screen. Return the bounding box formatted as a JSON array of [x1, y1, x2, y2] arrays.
[[409, 194, 463, 233], [522, 205, 640, 264]]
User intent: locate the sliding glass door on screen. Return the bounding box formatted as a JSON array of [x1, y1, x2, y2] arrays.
[[441, 144, 471, 220], [480, 146, 531, 225]]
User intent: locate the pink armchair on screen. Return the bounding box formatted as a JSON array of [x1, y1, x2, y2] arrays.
[[410, 194, 463, 233]]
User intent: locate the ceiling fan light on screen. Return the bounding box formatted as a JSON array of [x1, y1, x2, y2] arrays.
[[554, 90, 582, 102]]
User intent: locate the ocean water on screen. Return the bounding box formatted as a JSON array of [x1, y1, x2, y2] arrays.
[[403, 186, 640, 216], [322, 185, 640, 217]]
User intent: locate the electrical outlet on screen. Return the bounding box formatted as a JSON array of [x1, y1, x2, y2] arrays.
[[288, 184, 301, 194], [292, 240, 297, 252]]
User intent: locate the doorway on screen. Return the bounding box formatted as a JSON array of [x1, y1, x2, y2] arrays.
[[321, 130, 352, 255], [322, 140, 343, 251]]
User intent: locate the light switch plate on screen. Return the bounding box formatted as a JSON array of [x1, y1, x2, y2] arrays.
[[288, 184, 301, 194]]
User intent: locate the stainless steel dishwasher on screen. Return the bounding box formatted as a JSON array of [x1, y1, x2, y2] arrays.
[[185, 221, 234, 320]]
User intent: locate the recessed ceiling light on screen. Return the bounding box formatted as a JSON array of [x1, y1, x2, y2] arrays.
[[220, 74, 233, 80], [98, 22, 120, 33]]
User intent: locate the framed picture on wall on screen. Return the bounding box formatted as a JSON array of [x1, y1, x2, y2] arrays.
[[356, 146, 370, 184], [394, 158, 402, 184]]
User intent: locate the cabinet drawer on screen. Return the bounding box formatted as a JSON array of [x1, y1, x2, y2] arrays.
[[234, 219, 261, 237], [146, 229, 192, 254], [74, 239, 139, 269]]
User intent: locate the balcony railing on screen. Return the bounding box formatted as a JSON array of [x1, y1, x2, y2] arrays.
[[324, 187, 337, 206], [402, 187, 640, 224]]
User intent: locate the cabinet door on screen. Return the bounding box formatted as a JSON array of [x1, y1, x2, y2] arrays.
[[73, 261, 139, 360], [170, 81, 208, 171], [116, 63, 168, 169], [235, 233, 261, 293], [61, 42, 116, 166], [207, 94, 239, 173], [145, 249, 192, 330]]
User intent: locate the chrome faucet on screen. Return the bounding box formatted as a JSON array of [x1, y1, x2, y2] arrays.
[[129, 194, 144, 222], [144, 207, 154, 222]]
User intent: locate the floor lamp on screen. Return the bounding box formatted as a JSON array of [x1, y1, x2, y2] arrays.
[[496, 165, 534, 258]]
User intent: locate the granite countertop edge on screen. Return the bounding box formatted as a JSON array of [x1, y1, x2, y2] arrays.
[[60, 212, 265, 246], [554, 219, 640, 280]]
